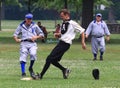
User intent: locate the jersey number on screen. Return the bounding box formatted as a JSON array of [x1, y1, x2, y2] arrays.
[[61, 22, 69, 34]]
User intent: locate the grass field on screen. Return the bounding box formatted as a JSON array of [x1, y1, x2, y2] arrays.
[[1, 20, 61, 31], [0, 20, 120, 88]]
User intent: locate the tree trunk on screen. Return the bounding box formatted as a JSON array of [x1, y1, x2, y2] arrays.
[[28, 0, 31, 13], [1, 1, 4, 19], [64, 0, 67, 9], [81, 0, 94, 29], [75, 6, 79, 22]]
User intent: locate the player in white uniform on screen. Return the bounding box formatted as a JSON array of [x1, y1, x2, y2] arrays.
[[13, 13, 44, 77], [32, 9, 86, 79]]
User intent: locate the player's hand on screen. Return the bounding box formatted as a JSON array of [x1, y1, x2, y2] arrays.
[[31, 36, 38, 42], [14, 36, 21, 43], [41, 36, 45, 39], [85, 34, 88, 39], [16, 39, 21, 43], [54, 33, 61, 38], [106, 36, 110, 42], [81, 42, 86, 50]]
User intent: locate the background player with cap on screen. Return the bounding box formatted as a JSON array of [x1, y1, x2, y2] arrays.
[[13, 13, 44, 77], [85, 13, 110, 61]]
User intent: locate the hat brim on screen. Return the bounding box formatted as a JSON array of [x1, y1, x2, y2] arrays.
[[96, 15, 102, 17]]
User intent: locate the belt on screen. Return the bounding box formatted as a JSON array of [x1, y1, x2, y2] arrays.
[[92, 35, 104, 38], [21, 39, 34, 42]]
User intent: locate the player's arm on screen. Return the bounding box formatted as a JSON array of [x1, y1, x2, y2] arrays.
[[13, 36, 21, 43], [31, 35, 43, 42], [85, 22, 93, 38], [31, 25, 45, 41], [72, 21, 86, 49], [81, 32, 86, 50], [103, 22, 110, 42], [13, 26, 22, 43]]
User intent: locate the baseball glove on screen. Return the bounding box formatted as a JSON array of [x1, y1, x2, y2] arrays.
[[92, 69, 99, 80]]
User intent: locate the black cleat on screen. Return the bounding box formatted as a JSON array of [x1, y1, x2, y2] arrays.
[[29, 68, 36, 79], [93, 58, 97, 61], [36, 73, 42, 79], [100, 56, 103, 61], [21, 73, 26, 77], [62, 68, 71, 79]]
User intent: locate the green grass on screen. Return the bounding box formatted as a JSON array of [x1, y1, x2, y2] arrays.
[[0, 31, 120, 88]]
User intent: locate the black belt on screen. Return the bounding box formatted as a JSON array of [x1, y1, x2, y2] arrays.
[[21, 39, 34, 42], [92, 35, 104, 38]]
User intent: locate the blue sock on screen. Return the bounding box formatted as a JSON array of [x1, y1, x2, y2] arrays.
[[20, 61, 26, 74]]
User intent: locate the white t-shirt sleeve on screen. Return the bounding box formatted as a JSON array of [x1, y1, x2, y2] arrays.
[[71, 20, 85, 34]]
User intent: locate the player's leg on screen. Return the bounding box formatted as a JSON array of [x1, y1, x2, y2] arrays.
[[39, 43, 61, 78], [20, 61, 26, 77], [91, 37, 99, 60], [39, 59, 51, 79], [51, 60, 71, 79], [49, 41, 71, 79], [51, 44, 70, 69], [29, 45, 37, 77], [99, 37, 105, 60], [40, 41, 70, 79], [19, 46, 28, 77]]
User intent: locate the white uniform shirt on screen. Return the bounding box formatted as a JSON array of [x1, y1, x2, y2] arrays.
[[13, 21, 44, 40], [85, 20, 110, 37], [59, 20, 85, 44]]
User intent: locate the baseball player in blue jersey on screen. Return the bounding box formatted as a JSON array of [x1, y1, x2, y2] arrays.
[[31, 9, 86, 80], [13, 13, 44, 77], [85, 13, 110, 61]]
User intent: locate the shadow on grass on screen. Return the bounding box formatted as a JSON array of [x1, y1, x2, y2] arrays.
[[0, 37, 120, 44]]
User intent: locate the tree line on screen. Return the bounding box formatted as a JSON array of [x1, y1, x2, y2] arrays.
[[0, 0, 120, 31]]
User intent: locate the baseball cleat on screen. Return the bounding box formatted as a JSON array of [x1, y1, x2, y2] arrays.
[[21, 73, 26, 77], [100, 56, 103, 61], [29, 68, 36, 79], [62, 68, 71, 79], [36, 73, 42, 79], [30, 72, 42, 80], [93, 58, 97, 61]]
